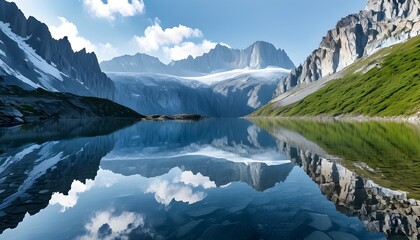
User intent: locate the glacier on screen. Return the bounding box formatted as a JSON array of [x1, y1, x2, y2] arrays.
[[109, 67, 290, 117]]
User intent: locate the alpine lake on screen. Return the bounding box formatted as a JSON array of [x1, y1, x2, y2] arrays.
[[0, 118, 419, 240]]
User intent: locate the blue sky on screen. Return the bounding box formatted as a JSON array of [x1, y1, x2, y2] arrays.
[[8, 0, 366, 65]]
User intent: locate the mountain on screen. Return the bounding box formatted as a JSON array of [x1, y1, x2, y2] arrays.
[[109, 68, 289, 117], [100, 41, 295, 76], [110, 73, 217, 116], [253, 35, 420, 118], [0, 0, 115, 99], [273, 0, 420, 96], [102, 41, 293, 117], [99, 53, 168, 74], [170, 41, 295, 75]]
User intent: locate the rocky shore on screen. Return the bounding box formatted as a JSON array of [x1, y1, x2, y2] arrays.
[[0, 84, 205, 127]]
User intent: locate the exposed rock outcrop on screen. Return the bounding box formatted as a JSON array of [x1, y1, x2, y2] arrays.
[[0, 83, 143, 126], [274, 0, 420, 96]]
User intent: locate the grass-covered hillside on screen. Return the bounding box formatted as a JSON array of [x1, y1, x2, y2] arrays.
[[253, 36, 420, 117]]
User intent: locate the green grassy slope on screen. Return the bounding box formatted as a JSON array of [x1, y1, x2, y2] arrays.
[[253, 119, 420, 199], [253, 36, 420, 117]]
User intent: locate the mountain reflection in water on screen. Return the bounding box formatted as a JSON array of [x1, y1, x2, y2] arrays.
[[0, 119, 418, 239]]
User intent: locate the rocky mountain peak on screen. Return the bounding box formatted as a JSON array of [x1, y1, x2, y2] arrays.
[[0, 0, 115, 99], [250, 41, 277, 50], [274, 0, 420, 96], [101, 41, 295, 76], [366, 0, 420, 21]]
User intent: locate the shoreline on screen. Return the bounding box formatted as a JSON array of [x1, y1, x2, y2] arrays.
[[246, 115, 420, 123]]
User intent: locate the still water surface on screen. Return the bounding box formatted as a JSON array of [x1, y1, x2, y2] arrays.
[[0, 119, 419, 239]]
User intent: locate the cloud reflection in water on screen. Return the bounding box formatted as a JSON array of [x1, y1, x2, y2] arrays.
[[146, 168, 216, 205]]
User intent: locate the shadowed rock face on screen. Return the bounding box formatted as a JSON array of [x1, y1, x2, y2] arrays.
[[271, 132, 420, 240], [275, 0, 420, 96], [0, 0, 115, 99]]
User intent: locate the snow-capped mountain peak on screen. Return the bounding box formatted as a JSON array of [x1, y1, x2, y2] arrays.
[[100, 41, 295, 77]]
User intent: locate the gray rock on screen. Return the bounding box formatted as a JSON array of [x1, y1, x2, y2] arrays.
[[274, 0, 420, 97]]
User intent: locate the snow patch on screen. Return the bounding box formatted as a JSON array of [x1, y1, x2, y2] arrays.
[[0, 21, 63, 90], [366, 32, 411, 56], [0, 58, 42, 88], [0, 49, 5, 57], [247, 85, 262, 108], [182, 67, 290, 85]]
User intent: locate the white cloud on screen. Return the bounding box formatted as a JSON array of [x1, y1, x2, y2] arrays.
[[96, 43, 119, 62], [49, 17, 96, 53], [48, 17, 119, 61], [134, 18, 202, 52], [163, 40, 217, 61], [83, 0, 145, 21], [79, 209, 144, 240], [133, 19, 218, 63]]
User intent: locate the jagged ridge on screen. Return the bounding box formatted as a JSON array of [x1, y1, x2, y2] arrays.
[[0, 0, 115, 99], [274, 0, 420, 96], [100, 41, 295, 76]]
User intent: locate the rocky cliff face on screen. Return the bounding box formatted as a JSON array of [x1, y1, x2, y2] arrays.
[[0, 0, 115, 99], [274, 0, 420, 96], [101, 41, 295, 76]]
